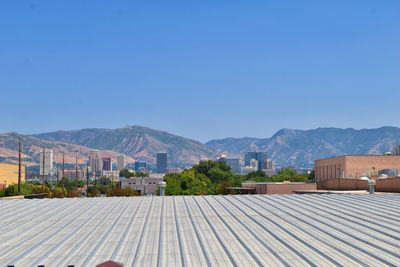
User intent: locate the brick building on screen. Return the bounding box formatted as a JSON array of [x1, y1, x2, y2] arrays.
[[315, 155, 400, 190]]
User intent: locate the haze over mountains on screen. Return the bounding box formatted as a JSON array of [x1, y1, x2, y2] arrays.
[[207, 127, 400, 168], [1, 126, 400, 169], [0, 126, 214, 168]]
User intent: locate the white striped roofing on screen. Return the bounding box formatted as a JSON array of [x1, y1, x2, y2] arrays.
[[0, 194, 399, 267]]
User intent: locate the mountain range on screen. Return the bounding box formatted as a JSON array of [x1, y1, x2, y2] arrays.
[[207, 127, 400, 168], [1, 126, 400, 169]]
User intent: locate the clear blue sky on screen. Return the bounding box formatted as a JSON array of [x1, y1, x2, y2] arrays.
[[1, 1, 399, 142]]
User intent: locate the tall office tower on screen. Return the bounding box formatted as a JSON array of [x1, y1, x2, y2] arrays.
[[135, 161, 148, 173], [245, 152, 268, 170], [244, 152, 257, 167], [117, 154, 125, 172], [226, 157, 241, 174], [102, 157, 112, 171], [218, 155, 241, 174], [39, 148, 54, 176], [156, 152, 168, 173], [89, 150, 103, 175]]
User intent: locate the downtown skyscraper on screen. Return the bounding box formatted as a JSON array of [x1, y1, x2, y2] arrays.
[[156, 152, 168, 173]]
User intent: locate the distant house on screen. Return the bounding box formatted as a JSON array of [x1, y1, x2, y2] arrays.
[[120, 173, 164, 196]]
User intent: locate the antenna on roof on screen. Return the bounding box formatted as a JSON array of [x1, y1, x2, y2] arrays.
[[18, 138, 22, 195]]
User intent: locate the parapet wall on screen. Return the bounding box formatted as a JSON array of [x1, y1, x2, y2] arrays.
[[243, 183, 317, 194], [317, 178, 368, 190], [318, 177, 400, 192], [376, 177, 400, 193]]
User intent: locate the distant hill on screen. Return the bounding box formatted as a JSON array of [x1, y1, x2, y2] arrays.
[[0, 132, 135, 167], [1, 126, 400, 169], [206, 127, 400, 168], [33, 126, 215, 166]]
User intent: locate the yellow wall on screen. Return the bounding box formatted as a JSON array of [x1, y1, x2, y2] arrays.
[[0, 163, 25, 187]]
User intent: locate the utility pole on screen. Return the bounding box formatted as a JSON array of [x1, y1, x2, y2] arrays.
[[62, 152, 65, 197], [18, 138, 22, 195], [42, 147, 45, 189], [75, 155, 78, 191], [94, 158, 97, 188], [86, 161, 89, 194], [56, 166, 59, 187]]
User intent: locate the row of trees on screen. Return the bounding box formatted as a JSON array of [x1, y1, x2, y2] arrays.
[[1, 161, 314, 198], [119, 169, 148, 178], [0, 177, 138, 198], [164, 160, 314, 196]]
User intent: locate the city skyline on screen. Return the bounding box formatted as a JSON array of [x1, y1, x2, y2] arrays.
[[1, 1, 399, 142], [1, 2, 400, 266]]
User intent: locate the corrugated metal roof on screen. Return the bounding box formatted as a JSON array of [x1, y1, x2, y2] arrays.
[[0, 194, 399, 266]]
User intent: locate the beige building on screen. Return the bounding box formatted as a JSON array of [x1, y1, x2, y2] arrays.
[[117, 154, 125, 172], [315, 155, 400, 183], [120, 174, 164, 196], [0, 162, 25, 188], [39, 148, 54, 176], [58, 169, 87, 181]]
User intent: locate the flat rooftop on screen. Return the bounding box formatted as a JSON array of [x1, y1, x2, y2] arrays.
[[1, 194, 399, 266]]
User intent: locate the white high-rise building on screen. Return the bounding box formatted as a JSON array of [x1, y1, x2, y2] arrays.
[[39, 148, 54, 176], [393, 145, 400, 155], [89, 150, 103, 175], [117, 154, 125, 172], [250, 159, 259, 171], [263, 158, 276, 176]]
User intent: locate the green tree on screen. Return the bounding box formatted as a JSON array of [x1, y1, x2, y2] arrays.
[[164, 169, 212, 195], [228, 174, 246, 187], [119, 169, 135, 178], [208, 167, 234, 184], [180, 169, 210, 195], [164, 173, 182, 195], [193, 160, 231, 177], [245, 171, 273, 182], [307, 170, 315, 182], [273, 168, 307, 182]]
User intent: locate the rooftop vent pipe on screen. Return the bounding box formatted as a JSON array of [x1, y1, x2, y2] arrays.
[[159, 181, 166, 196], [361, 177, 376, 194]]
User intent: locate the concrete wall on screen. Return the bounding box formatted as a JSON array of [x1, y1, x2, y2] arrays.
[[243, 182, 317, 194]]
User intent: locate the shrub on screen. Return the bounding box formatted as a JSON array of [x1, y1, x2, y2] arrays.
[[87, 187, 101, 197], [5, 184, 18, 196], [107, 187, 138, 197], [50, 187, 65, 198], [31, 185, 51, 195], [66, 190, 81, 198]]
